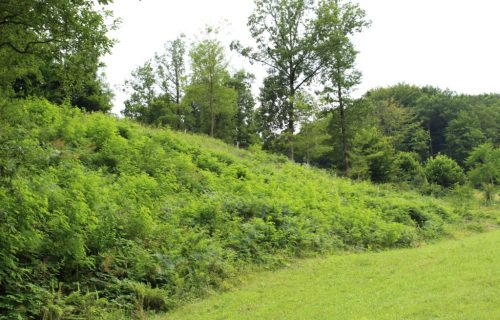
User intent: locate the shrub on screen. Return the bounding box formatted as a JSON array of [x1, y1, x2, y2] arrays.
[[424, 154, 465, 188], [466, 143, 499, 202], [394, 152, 426, 186], [349, 127, 397, 183]]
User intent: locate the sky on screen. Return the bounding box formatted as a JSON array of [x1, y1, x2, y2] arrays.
[[103, 0, 500, 115]]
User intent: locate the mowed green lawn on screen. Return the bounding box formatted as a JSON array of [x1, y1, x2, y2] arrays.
[[158, 230, 500, 320]]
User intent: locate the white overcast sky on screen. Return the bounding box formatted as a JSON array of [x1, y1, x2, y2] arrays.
[[103, 0, 500, 115]]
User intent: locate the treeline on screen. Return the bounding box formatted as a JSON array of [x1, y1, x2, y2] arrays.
[[122, 26, 499, 198], [3, 0, 496, 195], [121, 30, 259, 148], [121, 0, 370, 157], [293, 85, 500, 188]]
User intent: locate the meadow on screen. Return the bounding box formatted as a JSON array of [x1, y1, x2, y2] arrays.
[[161, 229, 500, 320]]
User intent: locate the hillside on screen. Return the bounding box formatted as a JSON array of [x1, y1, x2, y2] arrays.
[[161, 230, 500, 320], [0, 99, 495, 319]]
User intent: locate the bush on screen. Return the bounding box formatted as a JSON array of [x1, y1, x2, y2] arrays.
[[466, 143, 499, 202], [394, 152, 426, 186], [349, 127, 397, 183], [424, 154, 465, 188]]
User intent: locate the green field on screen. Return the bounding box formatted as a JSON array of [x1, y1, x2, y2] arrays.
[[161, 230, 500, 320]]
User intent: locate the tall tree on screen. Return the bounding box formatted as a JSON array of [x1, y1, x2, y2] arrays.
[[184, 30, 237, 139], [155, 35, 186, 105], [256, 74, 290, 152], [233, 0, 369, 160], [122, 60, 157, 122], [315, 0, 369, 174], [232, 0, 323, 159], [154, 35, 189, 129], [226, 70, 258, 148]]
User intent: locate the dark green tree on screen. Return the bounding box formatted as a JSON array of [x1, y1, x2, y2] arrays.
[[122, 60, 158, 122], [226, 70, 259, 148], [349, 127, 397, 183], [255, 74, 290, 152], [424, 154, 465, 188]]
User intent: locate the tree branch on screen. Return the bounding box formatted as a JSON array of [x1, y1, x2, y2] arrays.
[[0, 38, 59, 54]]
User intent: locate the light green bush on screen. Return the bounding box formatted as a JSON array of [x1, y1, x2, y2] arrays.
[[424, 154, 465, 188]]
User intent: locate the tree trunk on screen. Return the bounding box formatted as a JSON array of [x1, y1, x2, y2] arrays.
[[287, 114, 295, 161], [338, 83, 349, 174], [427, 120, 434, 156], [210, 112, 215, 137], [209, 77, 215, 137], [288, 78, 295, 161]]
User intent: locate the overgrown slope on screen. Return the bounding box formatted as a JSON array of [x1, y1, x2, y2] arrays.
[[0, 99, 482, 319]]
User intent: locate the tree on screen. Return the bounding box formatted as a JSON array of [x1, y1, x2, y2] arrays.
[[184, 31, 237, 139], [294, 94, 330, 165], [122, 60, 157, 122], [349, 127, 396, 183], [233, 0, 369, 161], [394, 152, 426, 186], [226, 70, 259, 148], [232, 0, 323, 159], [315, 0, 369, 173], [155, 35, 186, 105], [70, 75, 114, 112], [367, 98, 430, 160], [154, 35, 189, 129], [445, 110, 486, 165], [0, 0, 116, 107], [466, 143, 500, 202], [256, 74, 290, 152]]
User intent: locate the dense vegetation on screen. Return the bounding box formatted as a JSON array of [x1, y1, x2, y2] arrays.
[[1, 0, 499, 319], [0, 99, 490, 319]]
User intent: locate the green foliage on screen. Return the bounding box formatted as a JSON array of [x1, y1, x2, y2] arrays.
[[349, 127, 396, 183], [122, 60, 158, 121], [226, 71, 259, 148], [394, 152, 426, 186], [0, 99, 475, 318], [466, 143, 500, 202], [185, 30, 237, 139], [233, 0, 368, 159], [0, 0, 116, 111], [424, 154, 465, 188]]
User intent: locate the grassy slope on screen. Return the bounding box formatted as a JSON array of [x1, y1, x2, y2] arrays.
[[161, 230, 500, 320]]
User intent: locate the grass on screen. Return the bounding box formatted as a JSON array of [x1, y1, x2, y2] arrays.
[[158, 229, 500, 320]]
